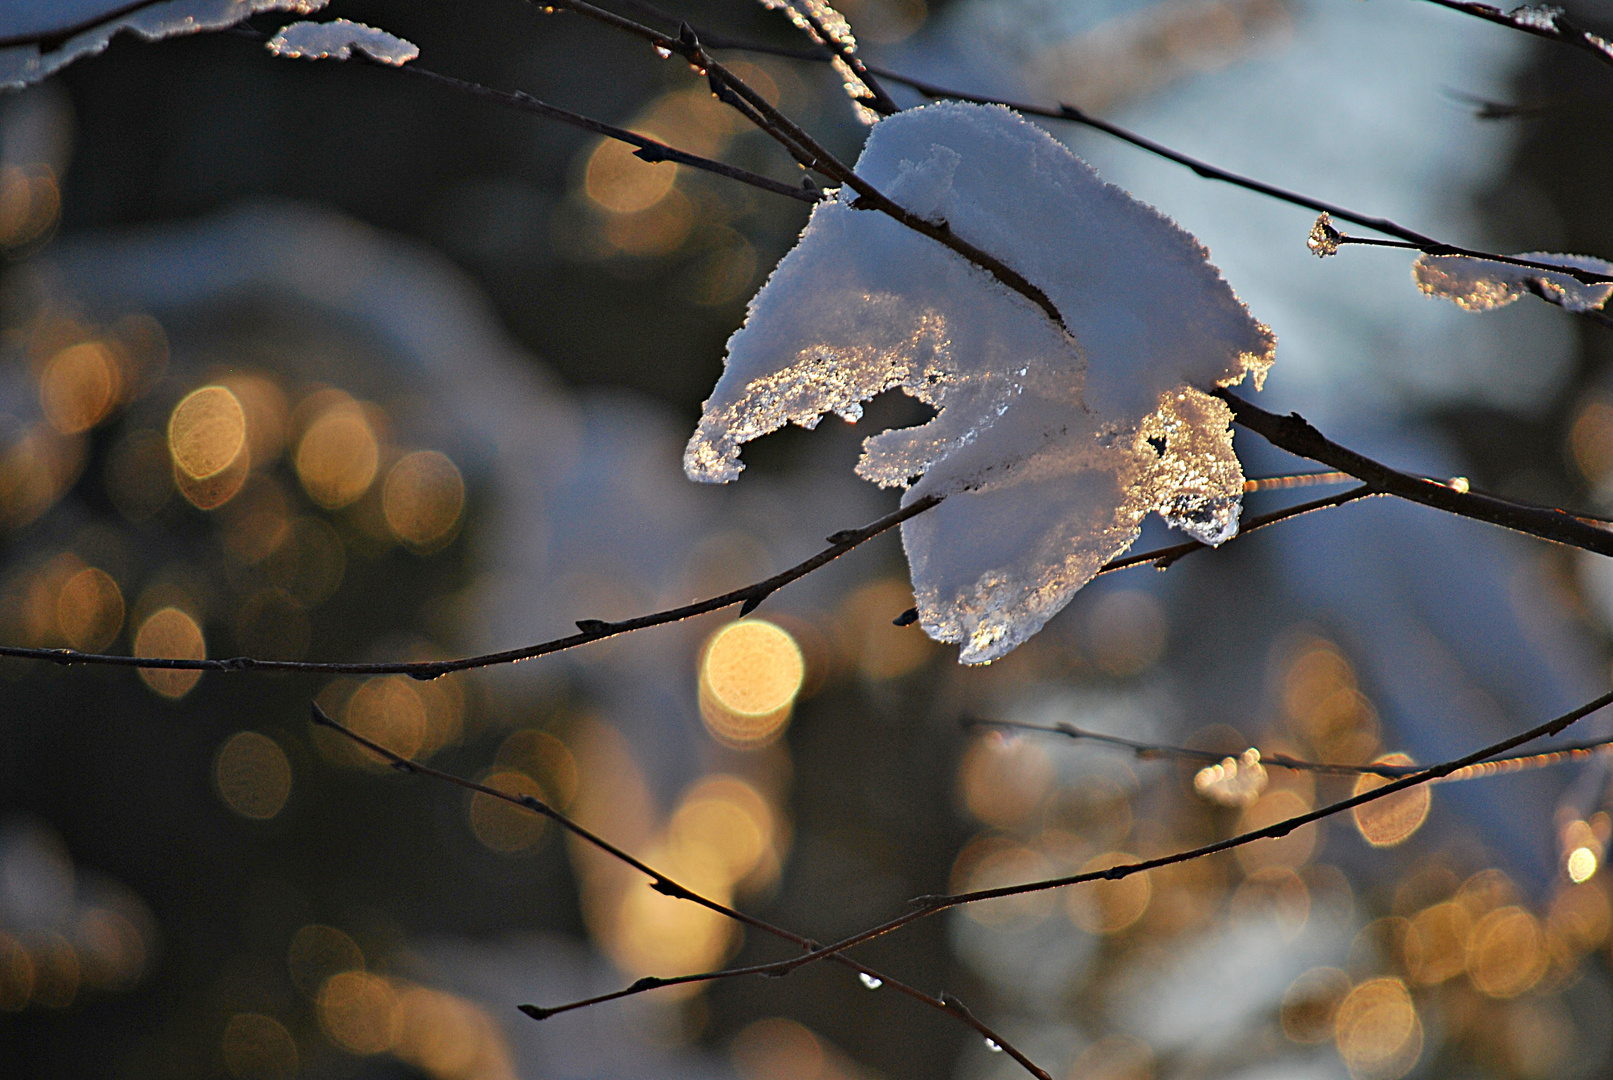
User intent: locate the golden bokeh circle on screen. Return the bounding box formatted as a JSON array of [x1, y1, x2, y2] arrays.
[[1281, 966, 1351, 1044], [56, 567, 123, 651], [1467, 906, 1547, 998], [287, 924, 363, 999], [134, 607, 205, 699], [468, 770, 549, 854], [40, 342, 119, 435], [1351, 754, 1430, 847], [296, 404, 379, 509], [382, 450, 465, 550], [213, 731, 293, 821], [1404, 901, 1470, 985], [317, 970, 398, 1055], [1070, 852, 1152, 934], [699, 620, 804, 748], [221, 1012, 299, 1080], [168, 386, 247, 480], [585, 138, 677, 213], [1334, 976, 1421, 1080]]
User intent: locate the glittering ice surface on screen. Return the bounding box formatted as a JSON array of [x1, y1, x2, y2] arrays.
[[684, 102, 1274, 663], [756, 0, 878, 124], [1413, 251, 1613, 313], [266, 18, 419, 66]]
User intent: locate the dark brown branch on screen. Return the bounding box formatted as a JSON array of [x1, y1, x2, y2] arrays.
[[521, 685, 1613, 1009], [677, 25, 1613, 292], [1214, 390, 1613, 557], [0, 495, 941, 676], [1421, 0, 1613, 71], [310, 703, 1052, 1080], [390, 63, 822, 203], [966, 717, 1613, 779], [544, 1, 1071, 331]]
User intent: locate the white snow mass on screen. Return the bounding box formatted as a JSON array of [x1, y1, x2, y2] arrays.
[[266, 18, 419, 66], [1413, 251, 1613, 313], [684, 102, 1274, 663], [0, 0, 327, 89]]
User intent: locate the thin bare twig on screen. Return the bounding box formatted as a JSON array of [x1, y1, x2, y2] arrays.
[[965, 716, 1613, 779], [1214, 389, 1613, 557], [665, 20, 1613, 291], [522, 686, 1613, 1011], [1318, 222, 1613, 287], [310, 704, 1053, 1080], [391, 62, 822, 203], [543, 1, 1072, 329], [1420, 0, 1613, 72], [0, 495, 940, 677], [1095, 484, 1377, 574]]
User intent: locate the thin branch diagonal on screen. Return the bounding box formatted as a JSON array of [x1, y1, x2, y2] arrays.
[[309, 704, 1053, 1080], [965, 716, 1613, 779], [0, 495, 942, 676], [1420, 0, 1613, 71], [518, 686, 1613, 1011], [1214, 389, 1613, 556]]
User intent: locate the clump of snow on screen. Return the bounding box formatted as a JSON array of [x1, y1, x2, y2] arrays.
[[0, 0, 326, 89], [684, 102, 1274, 663], [1306, 212, 1341, 257], [266, 18, 418, 66], [756, 0, 878, 124], [1506, 4, 1563, 32], [1413, 251, 1613, 313], [1193, 748, 1267, 808]]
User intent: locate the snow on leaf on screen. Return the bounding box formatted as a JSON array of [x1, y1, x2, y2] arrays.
[[266, 18, 419, 66], [684, 102, 1274, 663], [0, 0, 327, 90], [755, 0, 878, 124], [1413, 251, 1613, 313]]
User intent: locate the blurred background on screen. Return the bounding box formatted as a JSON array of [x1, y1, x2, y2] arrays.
[[2, 0, 1613, 1078]]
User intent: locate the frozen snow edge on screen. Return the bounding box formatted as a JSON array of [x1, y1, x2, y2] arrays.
[[266, 18, 419, 66]]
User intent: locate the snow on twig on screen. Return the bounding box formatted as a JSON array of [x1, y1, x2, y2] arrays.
[[686, 102, 1274, 663], [265, 18, 419, 65]]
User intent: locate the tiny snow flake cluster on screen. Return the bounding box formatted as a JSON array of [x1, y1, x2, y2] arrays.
[[1414, 251, 1613, 313], [685, 102, 1274, 663], [266, 19, 419, 66]]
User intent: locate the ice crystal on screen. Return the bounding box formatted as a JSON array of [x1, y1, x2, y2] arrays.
[[684, 102, 1274, 663], [0, 0, 327, 89], [755, 0, 879, 124], [1306, 213, 1341, 258], [1413, 251, 1613, 313], [266, 18, 419, 66]]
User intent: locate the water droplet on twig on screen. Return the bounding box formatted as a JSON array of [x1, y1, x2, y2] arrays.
[[859, 972, 882, 989], [984, 1038, 1004, 1052]]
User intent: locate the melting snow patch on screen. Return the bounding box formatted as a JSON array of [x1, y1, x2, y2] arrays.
[[684, 102, 1274, 663], [1414, 251, 1613, 313], [266, 18, 419, 65]]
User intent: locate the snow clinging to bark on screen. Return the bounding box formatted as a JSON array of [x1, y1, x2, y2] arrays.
[[1413, 251, 1613, 314], [684, 102, 1275, 663]]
